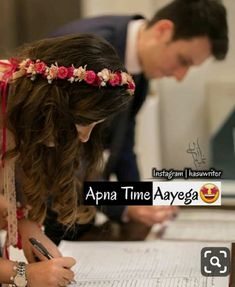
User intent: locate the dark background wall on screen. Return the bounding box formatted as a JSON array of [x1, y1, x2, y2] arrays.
[[0, 0, 81, 57]]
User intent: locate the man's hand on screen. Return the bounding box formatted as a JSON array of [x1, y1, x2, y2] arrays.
[[126, 206, 178, 226]]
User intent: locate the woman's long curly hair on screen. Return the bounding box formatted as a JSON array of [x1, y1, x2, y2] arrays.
[[5, 34, 133, 226]]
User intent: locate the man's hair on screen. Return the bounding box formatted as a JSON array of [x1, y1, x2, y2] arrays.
[[147, 0, 228, 60]]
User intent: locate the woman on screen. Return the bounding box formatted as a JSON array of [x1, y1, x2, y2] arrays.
[[0, 34, 135, 286]]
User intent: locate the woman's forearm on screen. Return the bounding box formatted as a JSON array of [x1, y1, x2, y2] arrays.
[[0, 258, 17, 284]]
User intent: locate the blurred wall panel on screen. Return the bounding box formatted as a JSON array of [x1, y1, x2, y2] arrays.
[[0, 0, 81, 57], [0, 0, 18, 56], [81, 0, 153, 18]]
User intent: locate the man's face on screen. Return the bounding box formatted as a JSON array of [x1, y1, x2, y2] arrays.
[[140, 23, 212, 81]]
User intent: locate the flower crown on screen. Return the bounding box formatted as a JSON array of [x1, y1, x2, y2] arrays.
[[16, 59, 135, 95]]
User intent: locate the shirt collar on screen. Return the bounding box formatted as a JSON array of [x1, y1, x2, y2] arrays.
[[125, 19, 145, 75]]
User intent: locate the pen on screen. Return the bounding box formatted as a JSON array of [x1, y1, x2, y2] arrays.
[[29, 237, 54, 259], [29, 237, 77, 284]]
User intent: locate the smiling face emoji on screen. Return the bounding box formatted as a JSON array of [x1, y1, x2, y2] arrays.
[[200, 183, 220, 203]]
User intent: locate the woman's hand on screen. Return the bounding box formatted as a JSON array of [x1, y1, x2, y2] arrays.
[[26, 257, 76, 287], [18, 218, 62, 263]]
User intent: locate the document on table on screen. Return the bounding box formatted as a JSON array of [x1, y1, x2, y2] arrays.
[[161, 220, 235, 242], [156, 208, 235, 242], [59, 240, 230, 287], [176, 209, 235, 222]]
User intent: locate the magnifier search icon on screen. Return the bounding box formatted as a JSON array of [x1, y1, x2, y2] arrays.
[[210, 256, 221, 268]]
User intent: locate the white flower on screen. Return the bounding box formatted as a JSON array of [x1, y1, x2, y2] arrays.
[[68, 77, 75, 83], [48, 65, 58, 78], [19, 59, 28, 69], [26, 64, 35, 74], [121, 72, 128, 85], [98, 68, 110, 81], [74, 66, 86, 79]]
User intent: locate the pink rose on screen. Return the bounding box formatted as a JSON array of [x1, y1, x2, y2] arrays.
[[109, 73, 122, 86], [58, 66, 68, 79], [35, 61, 46, 74], [93, 75, 102, 86], [67, 67, 74, 78], [85, 70, 96, 84], [128, 81, 136, 93]]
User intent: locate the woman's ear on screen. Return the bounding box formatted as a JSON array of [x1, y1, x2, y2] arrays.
[[152, 19, 174, 43]]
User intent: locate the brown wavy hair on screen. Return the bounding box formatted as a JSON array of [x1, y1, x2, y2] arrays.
[[4, 34, 133, 226]]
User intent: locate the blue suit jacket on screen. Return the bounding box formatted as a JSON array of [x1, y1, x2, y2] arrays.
[[51, 15, 149, 220]]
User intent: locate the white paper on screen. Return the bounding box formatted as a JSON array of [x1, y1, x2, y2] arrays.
[[154, 208, 235, 242], [176, 209, 235, 222], [59, 240, 230, 287], [161, 220, 235, 242]]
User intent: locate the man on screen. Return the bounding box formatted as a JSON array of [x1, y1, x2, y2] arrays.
[[45, 0, 228, 242]]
